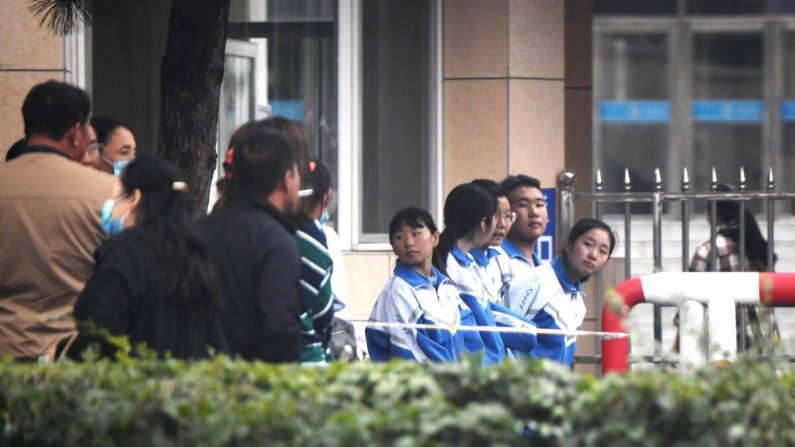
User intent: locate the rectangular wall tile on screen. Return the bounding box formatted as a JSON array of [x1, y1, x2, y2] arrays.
[[443, 79, 507, 193], [444, 0, 506, 78], [342, 252, 393, 321], [508, 79, 564, 188], [509, 0, 564, 79], [0, 0, 64, 69], [0, 72, 62, 159]]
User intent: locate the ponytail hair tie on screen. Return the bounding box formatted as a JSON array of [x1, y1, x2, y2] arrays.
[[172, 181, 188, 191]]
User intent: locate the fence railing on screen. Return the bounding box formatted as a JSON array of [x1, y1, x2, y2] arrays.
[[559, 167, 795, 368]]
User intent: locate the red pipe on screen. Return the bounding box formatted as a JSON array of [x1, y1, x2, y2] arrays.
[[601, 273, 795, 375], [759, 273, 795, 306], [601, 277, 645, 374]]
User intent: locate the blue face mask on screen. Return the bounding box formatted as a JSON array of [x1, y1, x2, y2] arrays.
[[319, 210, 330, 224], [101, 198, 128, 236], [113, 159, 131, 177], [101, 157, 132, 177]]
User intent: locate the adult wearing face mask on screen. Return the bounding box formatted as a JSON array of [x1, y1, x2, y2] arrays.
[[67, 157, 227, 360], [90, 116, 137, 175], [0, 80, 119, 361]]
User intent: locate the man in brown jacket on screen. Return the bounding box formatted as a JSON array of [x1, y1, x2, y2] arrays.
[[0, 81, 119, 361]]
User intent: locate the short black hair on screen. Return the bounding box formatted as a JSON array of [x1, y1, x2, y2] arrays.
[[471, 178, 506, 199], [499, 174, 541, 196], [305, 159, 331, 206], [232, 128, 296, 196], [91, 116, 127, 154], [122, 156, 182, 195], [389, 207, 438, 242], [566, 218, 617, 257], [22, 80, 91, 140]]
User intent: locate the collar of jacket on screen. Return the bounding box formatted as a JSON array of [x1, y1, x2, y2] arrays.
[[394, 260, 449, 290], [501, 238, 542, 266], [450, 244, 475, 267], [469, 246, 500, 268], [550, 256, 581, 295], [18, 145, 72, 161], [225, 190, 296, 233]]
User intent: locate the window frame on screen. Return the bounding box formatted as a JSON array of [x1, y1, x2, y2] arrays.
[[338, 0, 442, 251]]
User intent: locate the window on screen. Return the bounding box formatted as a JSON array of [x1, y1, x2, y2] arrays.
[[595, 31, 670, 212], [595, 8, 794, 211], [219, 0, 338, 217], [691, 32, 763, 194], [220, 0, 439, 248], [212, 40, 257, 209], [781, 30, 795, 202], [359, 0, 438, 240]]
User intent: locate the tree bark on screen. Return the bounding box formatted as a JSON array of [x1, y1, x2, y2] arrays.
[[158, 0, 230, 211]]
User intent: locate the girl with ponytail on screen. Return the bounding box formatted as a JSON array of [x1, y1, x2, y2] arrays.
[[435, 182, 537, 364], [69, 157, 226, 360]]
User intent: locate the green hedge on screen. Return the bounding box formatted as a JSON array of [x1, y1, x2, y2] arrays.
[[0, 356, 793, 446]]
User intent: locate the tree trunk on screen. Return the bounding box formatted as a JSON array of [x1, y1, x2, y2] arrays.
[[158, 0, 230, 211]]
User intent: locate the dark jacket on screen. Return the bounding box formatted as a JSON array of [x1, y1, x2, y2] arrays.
[[69, 228, 227, 360], [197, 192, 302, 363]]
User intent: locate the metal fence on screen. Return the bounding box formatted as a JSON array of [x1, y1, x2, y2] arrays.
[[559, 167, 795, 367]]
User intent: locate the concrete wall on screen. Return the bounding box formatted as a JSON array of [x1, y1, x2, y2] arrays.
[[0, 0, 67, 159]]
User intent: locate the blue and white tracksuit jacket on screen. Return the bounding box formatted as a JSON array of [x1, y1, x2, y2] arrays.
[[507, 257, 586, 367], [366, 261, 465, 363], [494, 239, 542, 306], [447, 246, 537, 364], [469, 247, 503, 304]]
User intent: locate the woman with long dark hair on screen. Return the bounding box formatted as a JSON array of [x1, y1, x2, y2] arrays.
[[508, 218, 616, 367], [434, 182, 537, 364], [691, 183, 776, 272], [687, 182, 777, 351], [290, 158, 337, 363], [68, 157, 226, 359]]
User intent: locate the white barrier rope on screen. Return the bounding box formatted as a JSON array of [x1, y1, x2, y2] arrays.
[[351, 320, 628, 339]]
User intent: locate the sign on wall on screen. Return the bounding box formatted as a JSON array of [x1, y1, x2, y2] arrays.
[[534, 187, 556, 263]]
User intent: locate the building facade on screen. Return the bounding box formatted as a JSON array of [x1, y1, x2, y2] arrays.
[[6, 0, 793, 371]]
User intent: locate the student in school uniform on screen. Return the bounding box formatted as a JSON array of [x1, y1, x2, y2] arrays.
[[508, 218, 616, 367], [497, 175, 548, 290], [366, 208, 466, 363], [470, 179, 516, 307], [292, 159, 336, 364], [433, 182, 537, 364]]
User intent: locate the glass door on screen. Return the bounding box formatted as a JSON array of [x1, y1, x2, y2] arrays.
[[211, 39, 258, 210]]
